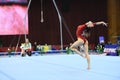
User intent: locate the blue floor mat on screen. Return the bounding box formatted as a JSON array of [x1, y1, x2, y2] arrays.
[[0, 54, 120, 80]]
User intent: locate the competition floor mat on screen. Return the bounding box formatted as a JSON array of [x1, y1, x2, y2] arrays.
[[0, 54, 120, 80]]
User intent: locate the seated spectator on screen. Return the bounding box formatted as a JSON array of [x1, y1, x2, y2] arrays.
[[20, 38, 32, 57], [43, 44, 49, 52]]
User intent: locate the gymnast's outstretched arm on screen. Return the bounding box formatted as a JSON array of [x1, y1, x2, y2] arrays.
[[95, 21, 107, 26]]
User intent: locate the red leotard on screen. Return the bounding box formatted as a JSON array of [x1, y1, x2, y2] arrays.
[[76, 23, 96, 44], [76, 24, 87, 43]]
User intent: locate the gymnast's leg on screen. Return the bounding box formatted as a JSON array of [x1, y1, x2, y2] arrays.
[[70, 39, 85, 58], [84, 40, 90, 70], [70, 39, 90, 70]]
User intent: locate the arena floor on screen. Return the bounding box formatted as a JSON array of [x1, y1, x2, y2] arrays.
[[0, 54, 120, 80]]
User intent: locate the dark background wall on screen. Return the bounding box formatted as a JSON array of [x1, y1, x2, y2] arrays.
[[0, 0, 108, 47]]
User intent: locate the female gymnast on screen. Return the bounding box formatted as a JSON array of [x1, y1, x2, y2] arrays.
[[70, 21, 107, 70]]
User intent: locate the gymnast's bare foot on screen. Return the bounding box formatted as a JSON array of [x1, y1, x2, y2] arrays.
[[87, 66, 91, 70], [79, 54, 86, 58]]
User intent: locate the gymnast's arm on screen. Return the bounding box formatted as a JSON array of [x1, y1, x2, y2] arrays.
[[95, 21, 107, 26]]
